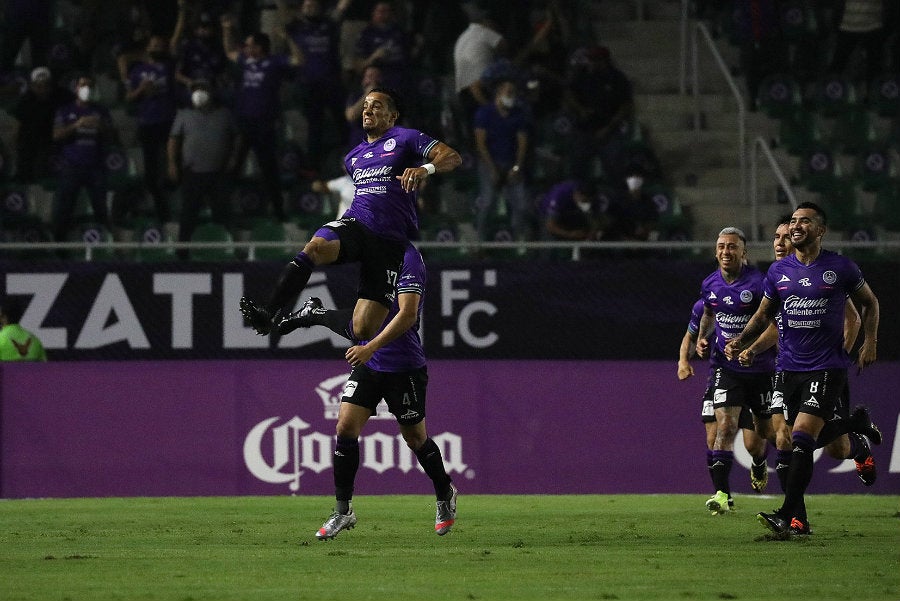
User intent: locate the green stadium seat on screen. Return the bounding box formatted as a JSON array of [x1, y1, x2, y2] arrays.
[[189, 222, 235, 261], [853, 143, 897, 193], [812, 73, 858, 118], [816, 178, 858, 232], [756, 74, 803, 120], [867, 74, 900, 119], [827, 107, 875, 156], [131, 218, 175, 262], [872, 185, 900, 231], [248, 217, 291, 260]]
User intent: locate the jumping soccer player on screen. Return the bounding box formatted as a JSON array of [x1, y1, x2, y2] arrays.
[[240, 87, 461, 343]]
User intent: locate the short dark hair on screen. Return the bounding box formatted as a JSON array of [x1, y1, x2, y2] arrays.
[[796, 201, 827, 226], [368, 86, 403, 119], [0, 296, 24, 323], [778, 213, 792, 226]]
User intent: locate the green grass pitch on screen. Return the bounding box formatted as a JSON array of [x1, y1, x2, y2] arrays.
[[1, 494, 897, 600]]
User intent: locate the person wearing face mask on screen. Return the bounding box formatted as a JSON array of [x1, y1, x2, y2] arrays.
[[171, 7, 229, 103], [126, 35, 178, 226], [51, 74, 117, 244], [538, 178, 608, 259], [472, 78, 531, 243], [604, 164, 659, 242], [168, 79, 239, 259], [11, 67, 75, 183]]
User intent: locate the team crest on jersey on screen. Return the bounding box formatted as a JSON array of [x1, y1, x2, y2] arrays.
[[723, 296, 733, 305], [383, 138, 396, 152], [740, 290, 753, 303], [822, 270, 837, 285]]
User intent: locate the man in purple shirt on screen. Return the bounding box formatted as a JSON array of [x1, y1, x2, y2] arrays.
[[279, 244, 457, 540], [240, 87, 461, 345], [678, 297, 769, 511], [51, 74, 116, 242], [221, 16, 301, 220], [282, 0, 347, 171], [126, 35, 178, 224], [726, 202, 881, 537], [695, 227, 775, 515]]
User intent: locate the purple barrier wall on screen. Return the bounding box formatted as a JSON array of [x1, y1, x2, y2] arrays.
[[2, 361, 897, 498]]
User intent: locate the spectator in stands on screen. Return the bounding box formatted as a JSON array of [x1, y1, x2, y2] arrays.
[[453, 4, 508, 139], [125, 35, 179, 224], [562, 45, 634, 183], [604, 164, 659, 242], [344, 64, 383, 151], [168, 79, 238, 259], [311, 171, 357, 218], [114, 2, 154, 87], [539, 178, 607, 243], [221, 14, 302, 221], [281, 0, 348, 173], [828, 0, 886, 84], [0, 296, 47, 362], [170, 5, 230, 104], [514, 0, 575, 120], [732, 0, 787, 111], [352, 1, 413, 98], [407, 0, 468, 75], [0, 0, 53, 76], [51, 74, 117, 242], [473, 78, 531, 242], [10, 67, 74, 183]]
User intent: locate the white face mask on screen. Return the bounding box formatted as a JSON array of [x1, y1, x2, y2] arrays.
[[626, 176, 644, 192], [499, 95, 515, 109], [576, 201, 592, 213], [77, 86, 92, 102], [191, 89, 211, 108]]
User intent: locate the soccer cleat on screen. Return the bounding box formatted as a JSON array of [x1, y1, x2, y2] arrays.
[[435, 484, 458, 535], [789, 517, 812, 536], [239, 296, 274, 335], [855, 454, 877, 486], [757, 511, 789, 535], [316, 508, 357, 541], [705, 490, 730, 515], [750, 461, 769, 493], [850, 406, 883, 445], [278, 297, 324, 335]]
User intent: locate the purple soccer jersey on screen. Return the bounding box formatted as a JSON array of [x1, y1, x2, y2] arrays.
[[234, 53, 293, 121], [701, 264, 776, 373], [343, 125, 438, 241], [687, 298, 704, 337], [53, 102, 112, 168], [364, 243, 427, 372], [127, 61, 177, 126], [764, 250, 864, 371]]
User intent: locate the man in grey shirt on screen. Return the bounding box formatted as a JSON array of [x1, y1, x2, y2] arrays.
[[168, 79, 238, 257]]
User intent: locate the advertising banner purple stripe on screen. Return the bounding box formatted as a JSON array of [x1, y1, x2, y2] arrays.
[[2, 361, 897, 498]]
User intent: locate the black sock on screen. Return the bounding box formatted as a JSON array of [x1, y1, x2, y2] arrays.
[[781, 432, 816, 519], [333, 436, 359, 514], [847, 432, 868, 461], [266, 258, 313, 316], [305, 308, 355, 341], [710, 450, 733, 495], [816, 419, 848, 447], [706, 450, 716, 488], [414, 438, 452, 499], [776, 449, 792, 492]]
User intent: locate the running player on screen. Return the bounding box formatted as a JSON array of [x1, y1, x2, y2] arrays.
[[695, 227, 777, 514], [725, 202, 880, 536]]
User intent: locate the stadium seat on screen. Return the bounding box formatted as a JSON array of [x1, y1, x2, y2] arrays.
[[189, 222, 235, 261], [797, 144, 841, 193], [872, 185, 900, 231], [418, 217, 464, 262], [811, 73, 858, 118], [815, 178, 858, 232], [827, 107, 875, 156], [285, 184, 329, 231], [853, 143, 897, 192], [644, 184, 692, 241], [756, 74, 803, 120], [70, 222, 117, 261], [247, 217, 291, 260], [867, 74, 900, 119], [0, 185, 31, 226], [131, 218, 175, 262], [777, 108, 821, 155], [1, 214, 55, 260]]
